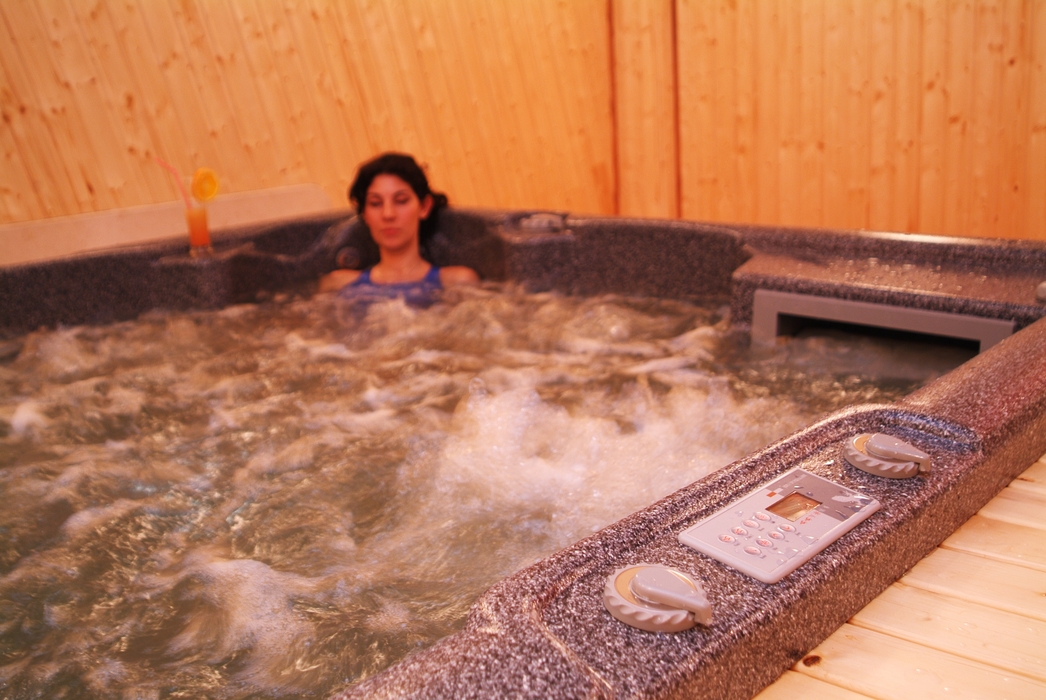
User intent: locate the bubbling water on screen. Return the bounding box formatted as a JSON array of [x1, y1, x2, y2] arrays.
[[0, 285, 969, 699]]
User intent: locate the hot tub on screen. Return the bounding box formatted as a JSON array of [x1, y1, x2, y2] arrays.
[[2, 210, 1044, 700]]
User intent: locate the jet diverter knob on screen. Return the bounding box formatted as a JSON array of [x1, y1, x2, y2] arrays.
[[843, 433, 930, 479], [603, 564, 712, 632]]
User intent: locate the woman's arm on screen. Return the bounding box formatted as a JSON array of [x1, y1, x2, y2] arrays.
[[317, 268, 362, 293], [439, 266, 480, 286]]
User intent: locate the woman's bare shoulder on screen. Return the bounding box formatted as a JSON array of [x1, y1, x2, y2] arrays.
[[439, 266, 480, 286], [317, 268, 362, 293]]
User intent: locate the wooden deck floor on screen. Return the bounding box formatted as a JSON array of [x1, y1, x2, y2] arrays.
[[755, 454, 1046, 700]]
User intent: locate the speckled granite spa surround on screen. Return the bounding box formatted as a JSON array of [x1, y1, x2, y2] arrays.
[[0, 212, 351, 337], [3, 211, 1045, 700]]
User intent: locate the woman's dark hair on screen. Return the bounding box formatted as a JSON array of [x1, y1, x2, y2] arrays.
[[348, 153, 448, 247]]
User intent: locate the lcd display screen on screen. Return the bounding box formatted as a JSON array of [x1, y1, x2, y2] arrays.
[[767, 492, 821, 522]]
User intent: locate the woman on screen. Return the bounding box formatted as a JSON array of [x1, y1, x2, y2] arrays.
[[319, 153, 479, 302]]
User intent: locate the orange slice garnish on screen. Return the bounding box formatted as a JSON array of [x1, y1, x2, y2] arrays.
[[191, 167, 219, 202]]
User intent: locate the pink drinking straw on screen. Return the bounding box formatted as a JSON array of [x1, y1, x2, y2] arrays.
[[154, 157, 192, 209]]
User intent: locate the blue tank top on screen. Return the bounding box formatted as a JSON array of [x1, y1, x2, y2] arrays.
[[338, 265, 443, 307]]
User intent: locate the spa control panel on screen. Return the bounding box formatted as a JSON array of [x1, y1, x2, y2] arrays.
[[678, 468, 880, 584]]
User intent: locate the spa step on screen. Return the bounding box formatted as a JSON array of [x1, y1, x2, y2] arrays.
[[731, 251, 1046, 349]]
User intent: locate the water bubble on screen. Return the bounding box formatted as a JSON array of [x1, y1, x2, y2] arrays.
[[468, 377, 488, 397], [11, 400, 48, 436]]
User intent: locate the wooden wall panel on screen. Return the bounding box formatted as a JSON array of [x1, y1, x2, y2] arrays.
[[796, 0, 825, 228], [612, 0, 677, 219], [1, 1, 1043, 242], [0, 25, 51, 220], [677, 0, 1046, 240], [1, 1, 96, 216], [1031, 1, 1046, 241], [0, 0, 614, 225]]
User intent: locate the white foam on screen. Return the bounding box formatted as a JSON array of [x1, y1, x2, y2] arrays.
[[330, 408, 400, 435], [144, 550, 323, 691], [622, 356, 695, 375], [60, 499, 140, 539], [11, 400, 48, 436], [423, 363, 812, 551], [667, 324, 721, 353], [18, 327, 97, 380]]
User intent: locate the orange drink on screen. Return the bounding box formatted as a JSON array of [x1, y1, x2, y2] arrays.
[[185, 205, 211, 254]]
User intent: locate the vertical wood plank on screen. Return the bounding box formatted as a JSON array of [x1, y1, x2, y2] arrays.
[[868, 0, 895, 231], [919, 0, 947, 234], [243, 0, 321, 183], [733, 0, 756, 223], [712, 0, 736, 221], [302, 0, 383, 204], [579, 0, 617, 214], [797, 0, 825, 228], [372, 0, 450, 173], [0, 68, 40, 220], [1, 1, 101, 212], [753, 0, 780, 225], [34, 0, 124, 211], [612, 0, 677, 219], [278, 0, 358, 206], [102, 0, 196, 199], [821, 0, 846, 228], [968, 0, 1003, 237], [942, 0, 975, 236], [997, 0, 1033, 240], [441, 0, 522, 207], [0, 10, 55, 219], [893, 0, 923, 232], [136, 0, 223, 178], [229, 0, 309, 183], [542, 0, 615, 213], [846, 0, 872, 227], [704, 0, 728, 221], [471, 0, 546, 206], [67, 0, 170, 204], [413, 0, 485, 207], [677, 0, 714, 220], [775, 0, 800, 226], [1030, 0, 1046, 240]]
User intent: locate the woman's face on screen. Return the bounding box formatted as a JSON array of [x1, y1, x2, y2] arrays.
[[362, 174, 433, 254]]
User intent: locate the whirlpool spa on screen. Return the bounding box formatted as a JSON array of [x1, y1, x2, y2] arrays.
[[1, 210, 1044, 700]]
